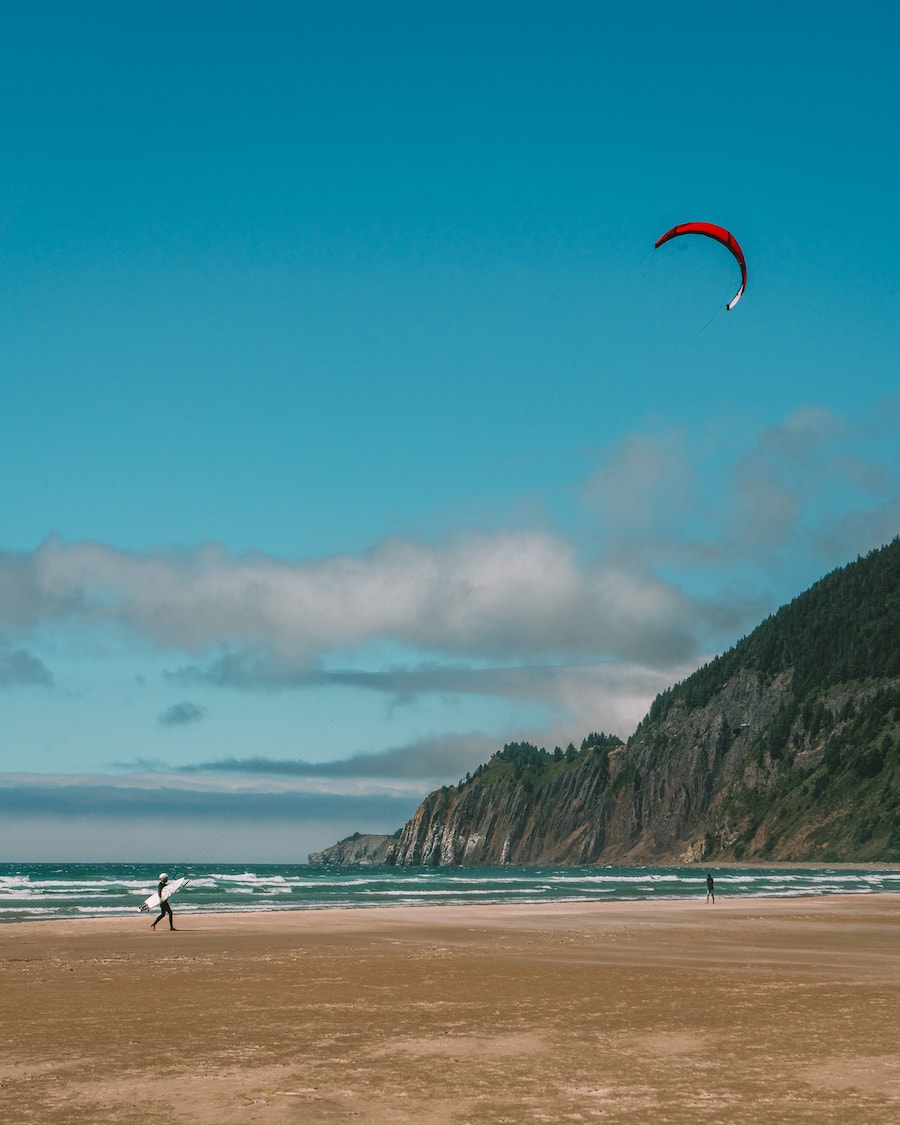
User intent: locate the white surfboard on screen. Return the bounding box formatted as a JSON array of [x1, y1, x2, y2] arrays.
[[140, 877, 189, 913]]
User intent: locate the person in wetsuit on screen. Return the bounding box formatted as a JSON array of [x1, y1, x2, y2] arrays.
[[151, 872, 176, 930], [706, 872, 715, 904]]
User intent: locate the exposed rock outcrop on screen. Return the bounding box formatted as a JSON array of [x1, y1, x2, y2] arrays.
[[308, 833, 397, 865]]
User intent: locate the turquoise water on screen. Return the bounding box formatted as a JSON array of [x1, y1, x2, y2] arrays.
[[2, 863, 899, 923]]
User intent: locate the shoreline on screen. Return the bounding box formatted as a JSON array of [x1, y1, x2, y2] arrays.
[[3, 886, 900, 928], [3, 883, 899, 930]]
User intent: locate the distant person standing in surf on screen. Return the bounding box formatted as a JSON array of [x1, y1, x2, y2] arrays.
[[151, 872, 176, 931], [706, 872, 715, 904]]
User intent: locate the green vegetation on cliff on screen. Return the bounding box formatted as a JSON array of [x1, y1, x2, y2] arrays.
[[645, 537, 900, 725], [455, 732, 624, 797]]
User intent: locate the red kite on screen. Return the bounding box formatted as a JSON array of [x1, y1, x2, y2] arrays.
[[655, 222, 747, 310]]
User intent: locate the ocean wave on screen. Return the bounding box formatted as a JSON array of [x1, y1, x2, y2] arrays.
[[2, 863, 899, 922]]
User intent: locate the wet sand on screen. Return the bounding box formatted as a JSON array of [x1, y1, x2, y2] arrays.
[[2, 895, 899, 1123]]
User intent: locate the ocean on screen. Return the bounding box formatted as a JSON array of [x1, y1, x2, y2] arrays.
[[2, 862, 899, 923]]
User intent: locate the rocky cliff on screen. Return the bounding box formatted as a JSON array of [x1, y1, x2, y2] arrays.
[[308, 833, 398, 865], [310, 539, 900, 865]]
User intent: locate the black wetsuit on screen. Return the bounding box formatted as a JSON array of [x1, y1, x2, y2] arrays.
[[153, 881, 175, 929]]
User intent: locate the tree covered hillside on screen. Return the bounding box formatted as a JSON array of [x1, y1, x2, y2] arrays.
[[646, 537, 900, 722], [633, 537, 900, 861]]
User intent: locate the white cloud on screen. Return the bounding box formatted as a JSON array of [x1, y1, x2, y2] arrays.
[[4, 530, 701, 670], [582, 427, 697, 538], [582, 404, 900, 581]]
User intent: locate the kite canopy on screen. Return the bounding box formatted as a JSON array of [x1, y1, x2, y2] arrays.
[[655, 221, 747, 310]]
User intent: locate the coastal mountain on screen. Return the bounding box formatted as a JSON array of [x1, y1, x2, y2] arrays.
[[309, 539, 900, 866]]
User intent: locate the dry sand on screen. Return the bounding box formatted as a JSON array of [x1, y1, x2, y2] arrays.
[[2, 895, 899, 1123]]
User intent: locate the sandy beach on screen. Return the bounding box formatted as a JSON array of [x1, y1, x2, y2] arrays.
[[2, 895, 899, 1123]]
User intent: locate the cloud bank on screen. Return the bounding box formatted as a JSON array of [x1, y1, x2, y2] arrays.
[[0, 405, 896, 769], [178, 730, 501, 782], [2, 529, 700, 668]]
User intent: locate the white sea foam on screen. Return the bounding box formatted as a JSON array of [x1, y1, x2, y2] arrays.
[[2, 863, 899, 922]]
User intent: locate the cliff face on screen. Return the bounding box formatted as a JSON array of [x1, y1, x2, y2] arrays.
[[389, 747, 613, 865], [309, 539, 900, 866], [356, 669, 795, 867], [308, 833, 397, 865]]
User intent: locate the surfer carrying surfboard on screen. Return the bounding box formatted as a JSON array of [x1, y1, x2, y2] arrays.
[[151, 873, 177, 931]]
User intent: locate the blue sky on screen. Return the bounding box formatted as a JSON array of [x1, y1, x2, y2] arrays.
[[1, 3, 898, 862]]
